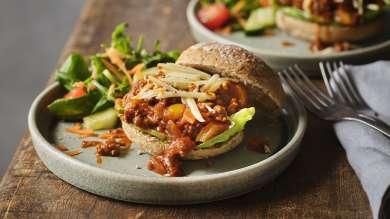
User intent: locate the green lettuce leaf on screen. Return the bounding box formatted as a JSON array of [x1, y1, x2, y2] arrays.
[[363, 9, 386, 21], [56, 53, 90, 91], [197, 107, 255, 148], [91, 55, 111, 87], [111, 22, 132, 55], [48, 90, 100, 120], [91, 96, 114, 114]]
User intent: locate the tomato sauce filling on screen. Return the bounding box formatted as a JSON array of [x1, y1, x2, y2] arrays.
[[123, 80, 249, 176]]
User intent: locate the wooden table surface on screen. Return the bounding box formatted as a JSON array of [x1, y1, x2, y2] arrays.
[[0, 0, 373, 218]]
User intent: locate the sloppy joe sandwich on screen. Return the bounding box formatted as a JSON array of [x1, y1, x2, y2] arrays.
[[119, 42, 284, 176], [275, 0, 386, 43]]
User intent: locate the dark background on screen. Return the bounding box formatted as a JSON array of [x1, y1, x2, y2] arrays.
[[0, 0, 83, 175]]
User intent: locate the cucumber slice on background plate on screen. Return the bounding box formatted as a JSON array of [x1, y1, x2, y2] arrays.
[[244, 7, 277, 34], [83, 107, 118, 130]]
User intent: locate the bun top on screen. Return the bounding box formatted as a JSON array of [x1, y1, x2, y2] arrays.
[[176, 42, 284, 114]]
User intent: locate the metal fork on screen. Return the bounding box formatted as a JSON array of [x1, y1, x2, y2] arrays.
[[279, 65, 390, 138], [319, 61, 376, 117]]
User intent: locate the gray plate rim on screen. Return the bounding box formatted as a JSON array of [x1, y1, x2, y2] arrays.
[[187, 0, 390, 60], [28, 82, 307, 185]]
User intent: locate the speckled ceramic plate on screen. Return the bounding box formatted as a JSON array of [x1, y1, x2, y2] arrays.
[[28, 82, 306, 204], [187, 0, 390, 74]]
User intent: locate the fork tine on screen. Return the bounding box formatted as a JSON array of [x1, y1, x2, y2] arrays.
[[337, 62, 367, 107], [279, 70, 322, 114], [279, 72, 323, 117], [287, 67, 330, 107], [332, 62, 355, 104], [319, 62, 334, 98], [279, 72, 321, 115], [293, 65, 334, 104], [325, 61, 347, 103]]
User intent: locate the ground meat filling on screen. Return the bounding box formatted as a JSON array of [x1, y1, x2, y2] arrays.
[[123, 80, 248, 176], [124, 80, 247, 140], [148, 137, 195, 176], [80, 128, 131, 157]]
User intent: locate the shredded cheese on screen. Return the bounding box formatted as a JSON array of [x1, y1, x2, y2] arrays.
[[133, 63, 227, 104], [183, 98, 205, 123]]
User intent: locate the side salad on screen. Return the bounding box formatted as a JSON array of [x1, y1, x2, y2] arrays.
[[48, 23, 180, 130]]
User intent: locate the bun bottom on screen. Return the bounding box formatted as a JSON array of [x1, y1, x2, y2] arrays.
[[276, 12, 385, 43], [122, 121, 244, 160]]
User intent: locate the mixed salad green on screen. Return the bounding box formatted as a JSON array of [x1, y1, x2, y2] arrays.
[[48, 23, 180, 129]]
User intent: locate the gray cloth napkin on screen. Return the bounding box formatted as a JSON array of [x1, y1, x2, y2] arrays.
[[334, 61, 390, 219]]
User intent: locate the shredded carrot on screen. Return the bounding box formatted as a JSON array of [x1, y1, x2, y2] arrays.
[[126, 63, 144, 84], [66, 123, 96, 137], [81, 140, 101, 148], [98, 133, 115, 139], [130, 63, 145, 75], [231, 0, 245, 16], [98, 128, 128, 139], [55, 145, 68, 151], [105, 47, 137, 83], [97, 128, 132, 150], [68, 122, 81, 130], [65, 149, 82, 157]]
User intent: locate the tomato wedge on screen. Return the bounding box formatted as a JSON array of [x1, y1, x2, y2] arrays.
[[197, 3, 230, 30], [64, 87, 86, 99], [195, 121, 229, 142], [182, 107, 196, 124]]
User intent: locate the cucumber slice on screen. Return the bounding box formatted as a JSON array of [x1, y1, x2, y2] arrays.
[[83, 107, 118, 130], [244, 7, 277, 33]]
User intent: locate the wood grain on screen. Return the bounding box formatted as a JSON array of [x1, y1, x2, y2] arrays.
[[0, 0, 372, 218]]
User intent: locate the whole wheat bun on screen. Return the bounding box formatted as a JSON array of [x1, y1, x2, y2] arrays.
[[176, 42, 284, 114], [276, 12, 385, 43], [122, 121, 244, 160], [122, 42, 284, 160]]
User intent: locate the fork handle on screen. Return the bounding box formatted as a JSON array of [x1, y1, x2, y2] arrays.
[[345, 114, 390, 138]]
